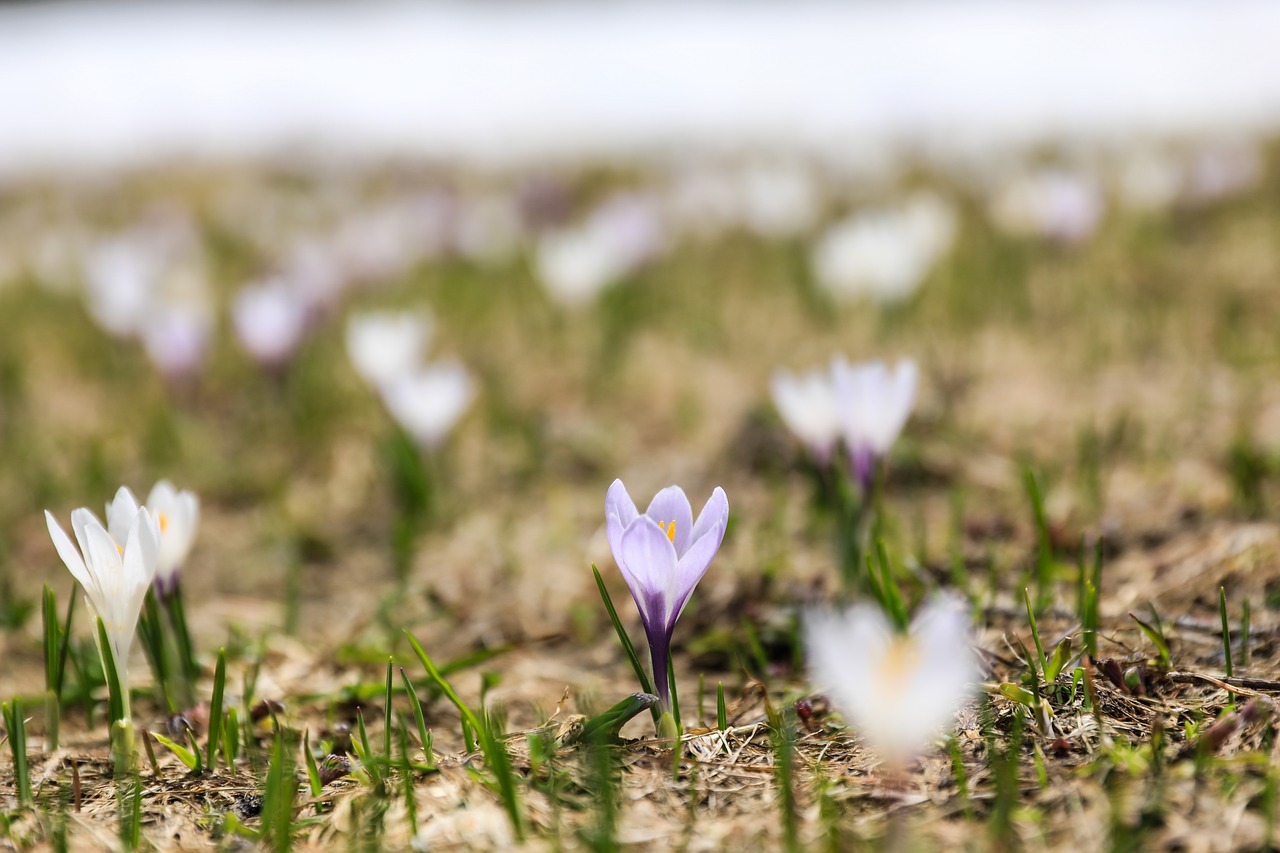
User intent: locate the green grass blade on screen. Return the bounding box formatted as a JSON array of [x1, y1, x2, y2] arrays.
[[717, 683, 728, 731], [262, 726, 296, 852], [399, 667, 432, 762], [1220, 587, 1234, 677], [206, 648, 226, 769], [591, 564, 658, 722], [55, 587, 76, 696], [1023, 466, 1054, 613], [1129, 612, 1170, 669], [384, 658, 394, 761], [151, 732, 200, 771], [3, 701, 33, 807], [355, 707, 383, 790], [1023, 588, 1048, 677], [42, 585, 58, 694], [403, 630, 480, 733], [96, 617, 126, 726], [302, 730, 322, 798], [225, 707, 240, 767], [478, 706, 524, 841]]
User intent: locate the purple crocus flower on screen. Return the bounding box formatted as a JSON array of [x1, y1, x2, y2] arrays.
[[605, 479, 729, 712]]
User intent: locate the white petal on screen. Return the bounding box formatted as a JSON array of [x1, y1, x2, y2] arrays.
[[45, 510, 92, 594]]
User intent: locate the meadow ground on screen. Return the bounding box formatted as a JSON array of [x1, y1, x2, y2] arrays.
[[1, 151, 1280, 850]]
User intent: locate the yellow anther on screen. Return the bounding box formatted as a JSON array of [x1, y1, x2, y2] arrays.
[[875, 637, 921, 696], [158, 512, 169, 533], [658, 520, 676, 544]]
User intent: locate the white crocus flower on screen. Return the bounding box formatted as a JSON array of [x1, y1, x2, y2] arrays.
[[770, 366, 842, 464], [535, 226, 626, 307], [378, 361, 475, 448], [145, 480, 199, 594], [831, 358, 917, 457], [811, 193, 955, 302], [739, 161, 820, 239], [45, 503, 160, 721], [346, 310, 433, 389], [830, 358, 917, 490], [806, 597, 977, 766]]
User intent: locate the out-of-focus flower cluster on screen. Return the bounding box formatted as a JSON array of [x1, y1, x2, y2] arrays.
[[0, 135, 1264, 441]]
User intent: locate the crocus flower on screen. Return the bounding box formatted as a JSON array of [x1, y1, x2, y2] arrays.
[[534, 225, 627, 307], [830, 358, 917, 493], [605, 479, 729, 712], [46, 502, 160, 721], [145, 480, 200, 595], [811, 193, 955, 302], [140, 298, 213, 383], [231, 278, 311, 368], [346, 309, 433, 389], [771, 364, 842, 465], [805, 596, 977, 767], [988, 169, 1103, 246], [378, 361, 475, 448]]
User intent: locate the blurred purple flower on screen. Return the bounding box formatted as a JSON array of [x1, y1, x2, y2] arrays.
[[605, 479, 728, 712]]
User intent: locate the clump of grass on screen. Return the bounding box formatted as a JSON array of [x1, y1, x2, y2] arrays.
[[405, 629, 524, 841]]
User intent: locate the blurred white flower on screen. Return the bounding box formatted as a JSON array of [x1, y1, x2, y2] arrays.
[[346, 309, 433, 388], [535, 193, 664, 307], [806, 596, 977, 765], [739, 162, 820, 238], [1114, 148, 1183, 214], [535, 227, 625, 306], [989, 169, 1103, 245], [145, 480, 200, 594], [378, 361, 475, 447], [82, 215, 202, 338], [831, 358, 917, 489], [231, 279, 312, 367], [46, 500, 160, 721], [82, 237, 163, 338], [811, 193, 955, 302], [662, 166, 742, 240], [1185, 137, 1262, 204], [771, 365, 842, 464]]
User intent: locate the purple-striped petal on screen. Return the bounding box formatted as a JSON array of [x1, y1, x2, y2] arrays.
[[670, 520, 724, 626], [605, 479, 639, 557], [618, 515, 679, 628], [644, 486, 693, 555], [687, 487, 728, 556]]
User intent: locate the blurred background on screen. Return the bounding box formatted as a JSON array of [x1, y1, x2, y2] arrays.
[[2, 1, 1280, 171]]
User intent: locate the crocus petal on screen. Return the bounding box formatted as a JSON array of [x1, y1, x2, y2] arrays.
[[130, 508, 161, 586], [687, 487, 729, 556], [644, 486, 693, 555], [604, 478, 639, 557], [70, 507, 104, 570], [83, 521, 125, 621], [105, 486, 141, 544], [147, 480, 199, 586], [669, 520, 724, 626], [45, 511, 91, 592], [618, 515, 679, 627], [805, 604, 891, 722]]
